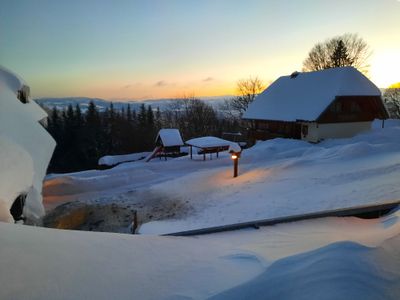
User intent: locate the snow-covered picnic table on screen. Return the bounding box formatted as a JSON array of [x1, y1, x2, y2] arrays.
[[185, 136, 241, 160]]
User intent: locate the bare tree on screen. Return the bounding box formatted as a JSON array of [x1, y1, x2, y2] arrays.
[[225, 76, 266, 117], [383, 88, 400, 118], [303, 33, 371, 74], [163, 94, 219, 138]]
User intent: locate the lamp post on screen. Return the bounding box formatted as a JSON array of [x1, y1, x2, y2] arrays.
[[230, 151, 241, 178]]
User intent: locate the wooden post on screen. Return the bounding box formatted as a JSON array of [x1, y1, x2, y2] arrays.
[[233, 157, 238, 177], [131, 210, 138, 234], [190, 146, 192, 159], [203, 152, 206, 161]]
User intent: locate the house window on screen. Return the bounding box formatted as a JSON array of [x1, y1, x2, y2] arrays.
[[329, 102, 342, 113], [302, 125, 308, 137], [17, 90, 29, 104], [257, 122, 269, 130], [350, 102, 361, 113]]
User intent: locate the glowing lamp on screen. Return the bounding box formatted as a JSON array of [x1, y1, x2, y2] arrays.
[[229, 150, 241, 177]]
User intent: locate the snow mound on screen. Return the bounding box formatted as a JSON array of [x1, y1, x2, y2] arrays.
[[98, 152, 150, 166], [0, 137, 34, 222], [0, 66, 55, 222], [210, 240, 400, 300]]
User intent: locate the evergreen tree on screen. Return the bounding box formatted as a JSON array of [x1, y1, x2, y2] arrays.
[[83, 101, 102, 168], [48, 107, 61, 138], [155, 106, 162, 131], [146, 105, 154, 128], [47, 107, 63, 171], [138, 103, 147, 129], [330, 40, 353, 67], [131, 109, 137, 126], [74, 104, 83, 128], [86, 101, 99, 124], [126, 104, 132, 122]]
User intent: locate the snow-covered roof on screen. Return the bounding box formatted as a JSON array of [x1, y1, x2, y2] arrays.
[[156, 129, 184, 147], [0, 66, 47, 122], [0, 66, 55, 223], [243, 67, 381, 122], [186, 136, 241, 152]]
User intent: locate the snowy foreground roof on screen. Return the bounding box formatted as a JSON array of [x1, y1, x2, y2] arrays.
[[156, 129, 184, 147], [243, 67, 381, 122], [1, 209, 399, 299]]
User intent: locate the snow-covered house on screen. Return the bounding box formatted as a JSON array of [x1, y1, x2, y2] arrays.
[[0, 66, 56, 223], [243, 67, 388, 143]]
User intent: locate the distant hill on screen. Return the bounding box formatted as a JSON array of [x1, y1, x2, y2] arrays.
[[35, 96, 232, 112]]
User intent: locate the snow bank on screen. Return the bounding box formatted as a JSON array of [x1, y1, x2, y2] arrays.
[[98, 152, 150, 166], [0, 66, 55, 222], [211, 240, 400, 300], [1, 208, 399, 299], [0, 137, 34, 222], [372, 118, 400, 129]]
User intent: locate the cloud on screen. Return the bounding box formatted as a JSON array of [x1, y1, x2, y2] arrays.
[[155, 80, 168, 87], [202, 77, 214, 82], [121, 82, 141, 89]]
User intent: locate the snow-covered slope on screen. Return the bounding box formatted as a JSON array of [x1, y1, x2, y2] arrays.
[[1, 208, 399, 299], [0, 66, 55, 223], [44, 120, 400, 234]]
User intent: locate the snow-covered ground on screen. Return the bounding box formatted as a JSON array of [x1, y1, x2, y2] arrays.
[[44, 120, 400, 234], [1, 208, 399, 299]]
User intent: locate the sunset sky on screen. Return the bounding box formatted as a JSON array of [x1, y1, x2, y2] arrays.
[[1, 0, 399, 100]]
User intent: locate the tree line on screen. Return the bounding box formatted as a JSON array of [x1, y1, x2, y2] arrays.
[[46, 97, 240, 173]]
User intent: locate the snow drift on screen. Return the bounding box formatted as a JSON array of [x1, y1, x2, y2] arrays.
[[0, 66, 55, 223]]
